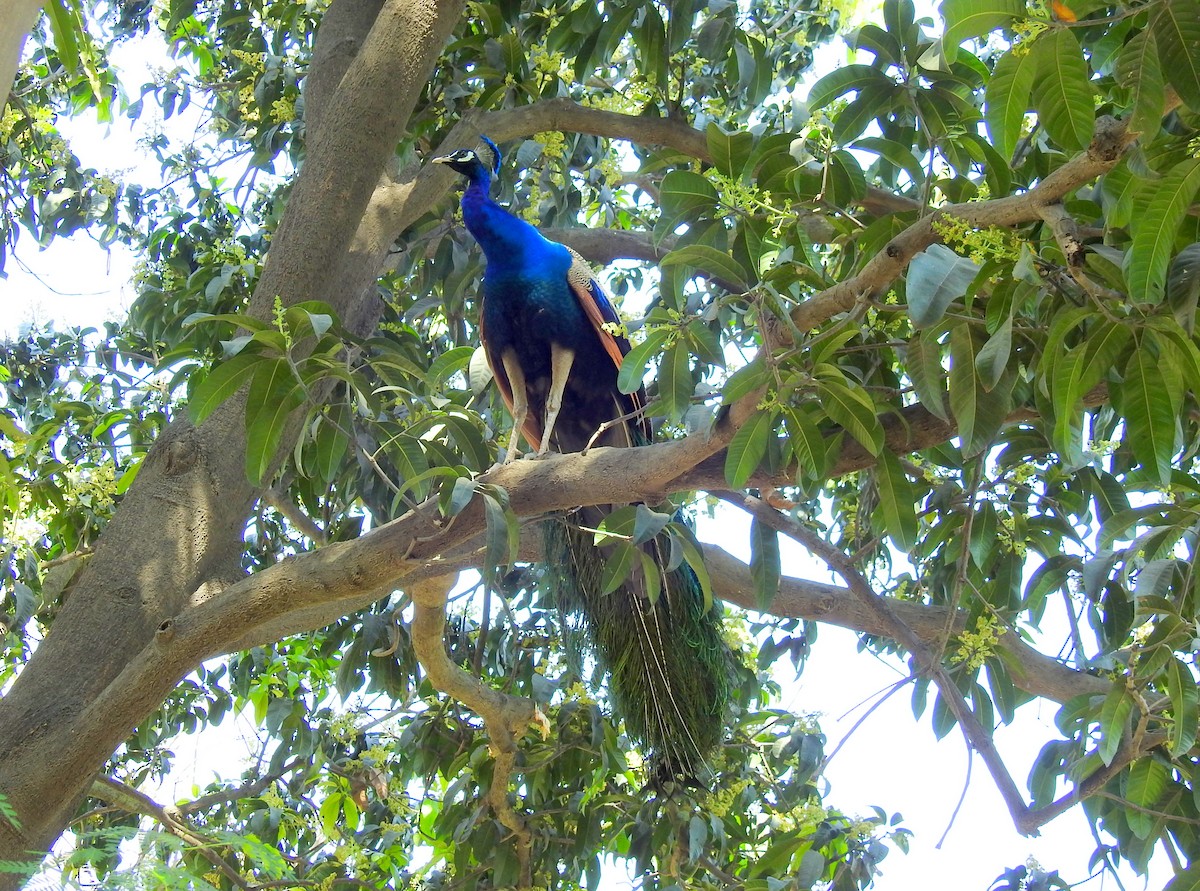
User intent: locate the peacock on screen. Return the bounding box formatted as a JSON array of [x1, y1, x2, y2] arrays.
[[434, 136, 738, 779]]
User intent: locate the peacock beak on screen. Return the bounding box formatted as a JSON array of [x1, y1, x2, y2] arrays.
[[432, 155, 452, 165]]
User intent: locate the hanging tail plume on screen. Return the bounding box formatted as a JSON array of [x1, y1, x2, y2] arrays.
[[544, 510, 737, 780]]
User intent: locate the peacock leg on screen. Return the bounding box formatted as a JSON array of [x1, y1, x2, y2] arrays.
[[538, 343, 576, 456], [500, 350, 530, 465]]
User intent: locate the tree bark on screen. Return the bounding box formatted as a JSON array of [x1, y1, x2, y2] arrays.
[[0, 0, 42, 112]]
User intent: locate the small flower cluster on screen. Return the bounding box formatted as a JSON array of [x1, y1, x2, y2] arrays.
[[65, 461, 118, 513], [996, 510, 1028, 557], [951, 614, 1003, 671], [932, 214, 1022, 265]]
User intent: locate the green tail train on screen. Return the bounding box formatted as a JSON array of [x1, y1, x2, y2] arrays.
[[543, 508, 740, 781]]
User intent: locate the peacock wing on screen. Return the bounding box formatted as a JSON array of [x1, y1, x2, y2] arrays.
[[564, 248, 651, 442]]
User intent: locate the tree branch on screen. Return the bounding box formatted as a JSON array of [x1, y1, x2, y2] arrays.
[[174, 759, 304, 816], [703, 543, 1108, 704], [0, 0, 44, 112], [263, 487, 327, 544], [408, 574, 537, 887], [788, 115, 1137, 334], [89, 776, 249, 889]]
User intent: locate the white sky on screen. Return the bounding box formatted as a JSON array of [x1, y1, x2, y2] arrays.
[[2, 10, 1171, 891]]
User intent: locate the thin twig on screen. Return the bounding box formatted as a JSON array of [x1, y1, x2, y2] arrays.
[[936, 747, 973, 848], [263, 487, 327, 544], [175, 757, 303, 815], [821, 675, 915, 771], [89, 776, 249, 889]]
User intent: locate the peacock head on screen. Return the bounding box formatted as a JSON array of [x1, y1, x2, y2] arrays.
[[432, 136, 502, 183]]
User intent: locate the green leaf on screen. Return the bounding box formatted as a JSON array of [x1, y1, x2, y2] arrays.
[[725, 409, 776, 488], [1100, 163, 1139, 229], [975, 314, 1012, 391], [876, 451, 918, 551], [182, 311, 271, 331], [1098, 680, 1134, 766], [850, 23, 903, 66], [963, 132, 1014, 198], [721, 357, 769, 405], [907, 244, 982, 327], [444, 475, 476, 517], [1166, 656, 1199, 756], [814, 370, 884, 455], [1127, 159, 1200, 304], [969, 502, 999, 568], [833, 83, 895, 143], [795, 849, 825, 888], [314, 402, 350, 484], [1146, 315, 1200, 394], [390, 435, 432, 500], [671, 524, 714, 611], [631, 504, 672, 546], [948, 323, 1012, 457], [638, 550, 662, 605], [1029, 28, 1095, 152], [594, 505, 639, 544], [706, 123, 754, 178], [658, 170, 719, 232], [44, 0, 82, 73], [284, 304, 336, 340], [481, 490, 518, 582], [428, 346, 476, 386], [827, 150, 867, 205], [1166, 243, 1200, 333], [661, 244, 751, 291], [807, 64, 896, 111], [1116, 28, 1165, 140], [781, 406, 828, 479], [656, 338, 694, 421], [1152, 0, 1200, 111], [1086, 468, 1131, 524], [438, 412, 492, 471], [245, 359, 304, 485], [469, 345, 494, 394], [1120, 347, 1180, 484], [1164, 864, 1200, 891], [617, 328, 670, 395], [852, 137, 927, 187], [749, 516, 781, 610], [1077, 320, 1132, 395], [1037, 306, 1093, 374], [1048, 346, 1086, 466], [941, 0, 1025, 50], [905, 330, 950, 421], [189, 351, 266, 425]]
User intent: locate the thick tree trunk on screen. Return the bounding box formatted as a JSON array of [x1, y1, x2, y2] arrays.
[[0, 0, 43, 111], [0, 0, 464, 880]]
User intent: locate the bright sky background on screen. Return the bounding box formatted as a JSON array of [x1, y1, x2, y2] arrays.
[[3, 10, 1170, 891]]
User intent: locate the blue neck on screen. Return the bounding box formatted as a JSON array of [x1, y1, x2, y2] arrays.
[[460, 171, 561, 273]]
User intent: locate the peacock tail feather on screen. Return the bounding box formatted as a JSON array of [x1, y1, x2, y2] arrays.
[[543, 509, 738, 781]]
